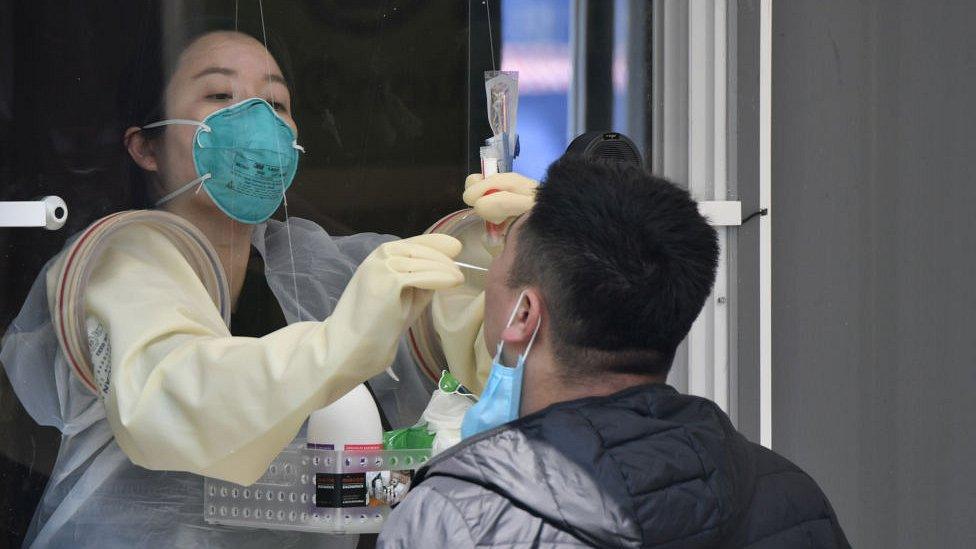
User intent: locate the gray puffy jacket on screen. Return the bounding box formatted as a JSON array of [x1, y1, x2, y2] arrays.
[[378, 383, 848, 548]]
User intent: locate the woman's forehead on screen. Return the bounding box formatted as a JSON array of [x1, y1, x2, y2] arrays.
[[174, 32, 282, 81]]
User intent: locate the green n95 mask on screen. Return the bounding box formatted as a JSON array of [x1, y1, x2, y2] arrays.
[[143, 98, 305, 224]]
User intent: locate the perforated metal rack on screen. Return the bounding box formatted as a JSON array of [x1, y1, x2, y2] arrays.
[[204, 444, 432, 534]]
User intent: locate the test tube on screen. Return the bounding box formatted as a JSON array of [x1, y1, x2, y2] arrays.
[[480, 144, 506, 251], [480, 145, 500, 177]]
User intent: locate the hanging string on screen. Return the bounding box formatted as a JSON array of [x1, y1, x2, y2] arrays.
[[485, 0, 497, 71], [258, 0, 304, 321]]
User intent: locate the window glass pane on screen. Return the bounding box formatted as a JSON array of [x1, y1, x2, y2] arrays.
[[0, 1, 468, 544], [501, 0, 571, 180], [499, 0, 650, 181], [0, 1, 653, 545]]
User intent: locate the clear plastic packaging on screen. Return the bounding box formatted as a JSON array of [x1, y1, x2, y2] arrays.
[[482, 71, 520, 250], [204, 444, 432, 534], [484, 70, 519, 170]]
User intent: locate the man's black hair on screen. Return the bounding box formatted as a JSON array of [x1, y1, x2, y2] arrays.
[[509, 155, 719, 377]]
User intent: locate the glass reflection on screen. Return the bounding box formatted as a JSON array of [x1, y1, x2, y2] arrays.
[[0, 2, 469, 546]]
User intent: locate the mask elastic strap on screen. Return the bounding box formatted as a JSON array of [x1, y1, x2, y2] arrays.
[[278, 143, 304, 209], [141, 119, 212, 133], [518, 317, 543, 368], [155, 173, 212, 207], [504, 290, 528, 326], [496, 290, 536, 365]]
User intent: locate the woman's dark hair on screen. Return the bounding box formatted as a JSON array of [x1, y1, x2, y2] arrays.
[[118, 9, 294, 207]]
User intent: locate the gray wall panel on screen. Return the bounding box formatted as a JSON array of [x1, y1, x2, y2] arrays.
[[773, 1, 976, 547]]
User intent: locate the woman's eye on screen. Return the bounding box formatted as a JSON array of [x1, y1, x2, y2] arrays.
[[271, 101, 288, 113], [207, 93, 233, 101]]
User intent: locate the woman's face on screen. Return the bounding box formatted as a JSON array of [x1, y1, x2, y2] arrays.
[[152, 31, 297, 213]]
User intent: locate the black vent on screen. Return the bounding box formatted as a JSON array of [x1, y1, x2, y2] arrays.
[[565, 131, 643, 167]]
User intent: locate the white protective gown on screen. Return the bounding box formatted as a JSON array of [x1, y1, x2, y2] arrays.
[[0, 217, 443, 548]]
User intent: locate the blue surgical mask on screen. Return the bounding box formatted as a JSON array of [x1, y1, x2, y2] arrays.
[[461, 290, 541, 439], [143, 98, 305, 224]]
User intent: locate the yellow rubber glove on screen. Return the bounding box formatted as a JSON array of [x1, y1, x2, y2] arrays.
[[462, 172, 538, 224], [429, 172, 537, 394], [49, 224, 461, 486], [431, 290, 493, 394]]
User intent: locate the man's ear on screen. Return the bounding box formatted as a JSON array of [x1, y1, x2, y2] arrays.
[[124, 126, 159, 173], [500, 288, 544, 347]]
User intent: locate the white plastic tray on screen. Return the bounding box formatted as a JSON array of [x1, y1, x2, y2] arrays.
[[204, 444, 432, 534]]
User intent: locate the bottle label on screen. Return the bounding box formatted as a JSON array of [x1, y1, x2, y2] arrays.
[[313, 444, 411, 508], [315, 472, 369, 508]]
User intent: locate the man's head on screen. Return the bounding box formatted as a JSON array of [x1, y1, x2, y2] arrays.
[[483, 155, 718, 414]]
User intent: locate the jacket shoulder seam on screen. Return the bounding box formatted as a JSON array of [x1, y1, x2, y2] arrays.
[[570, 407, 646, 548], [424, 471, 596, 547], [412, 480, 480, 546]]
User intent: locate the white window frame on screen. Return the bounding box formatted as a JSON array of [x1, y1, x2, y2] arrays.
[[653, 0, 771, 447]]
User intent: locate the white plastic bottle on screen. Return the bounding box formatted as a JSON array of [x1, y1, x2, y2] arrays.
[[307, 384, 383, 450]]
